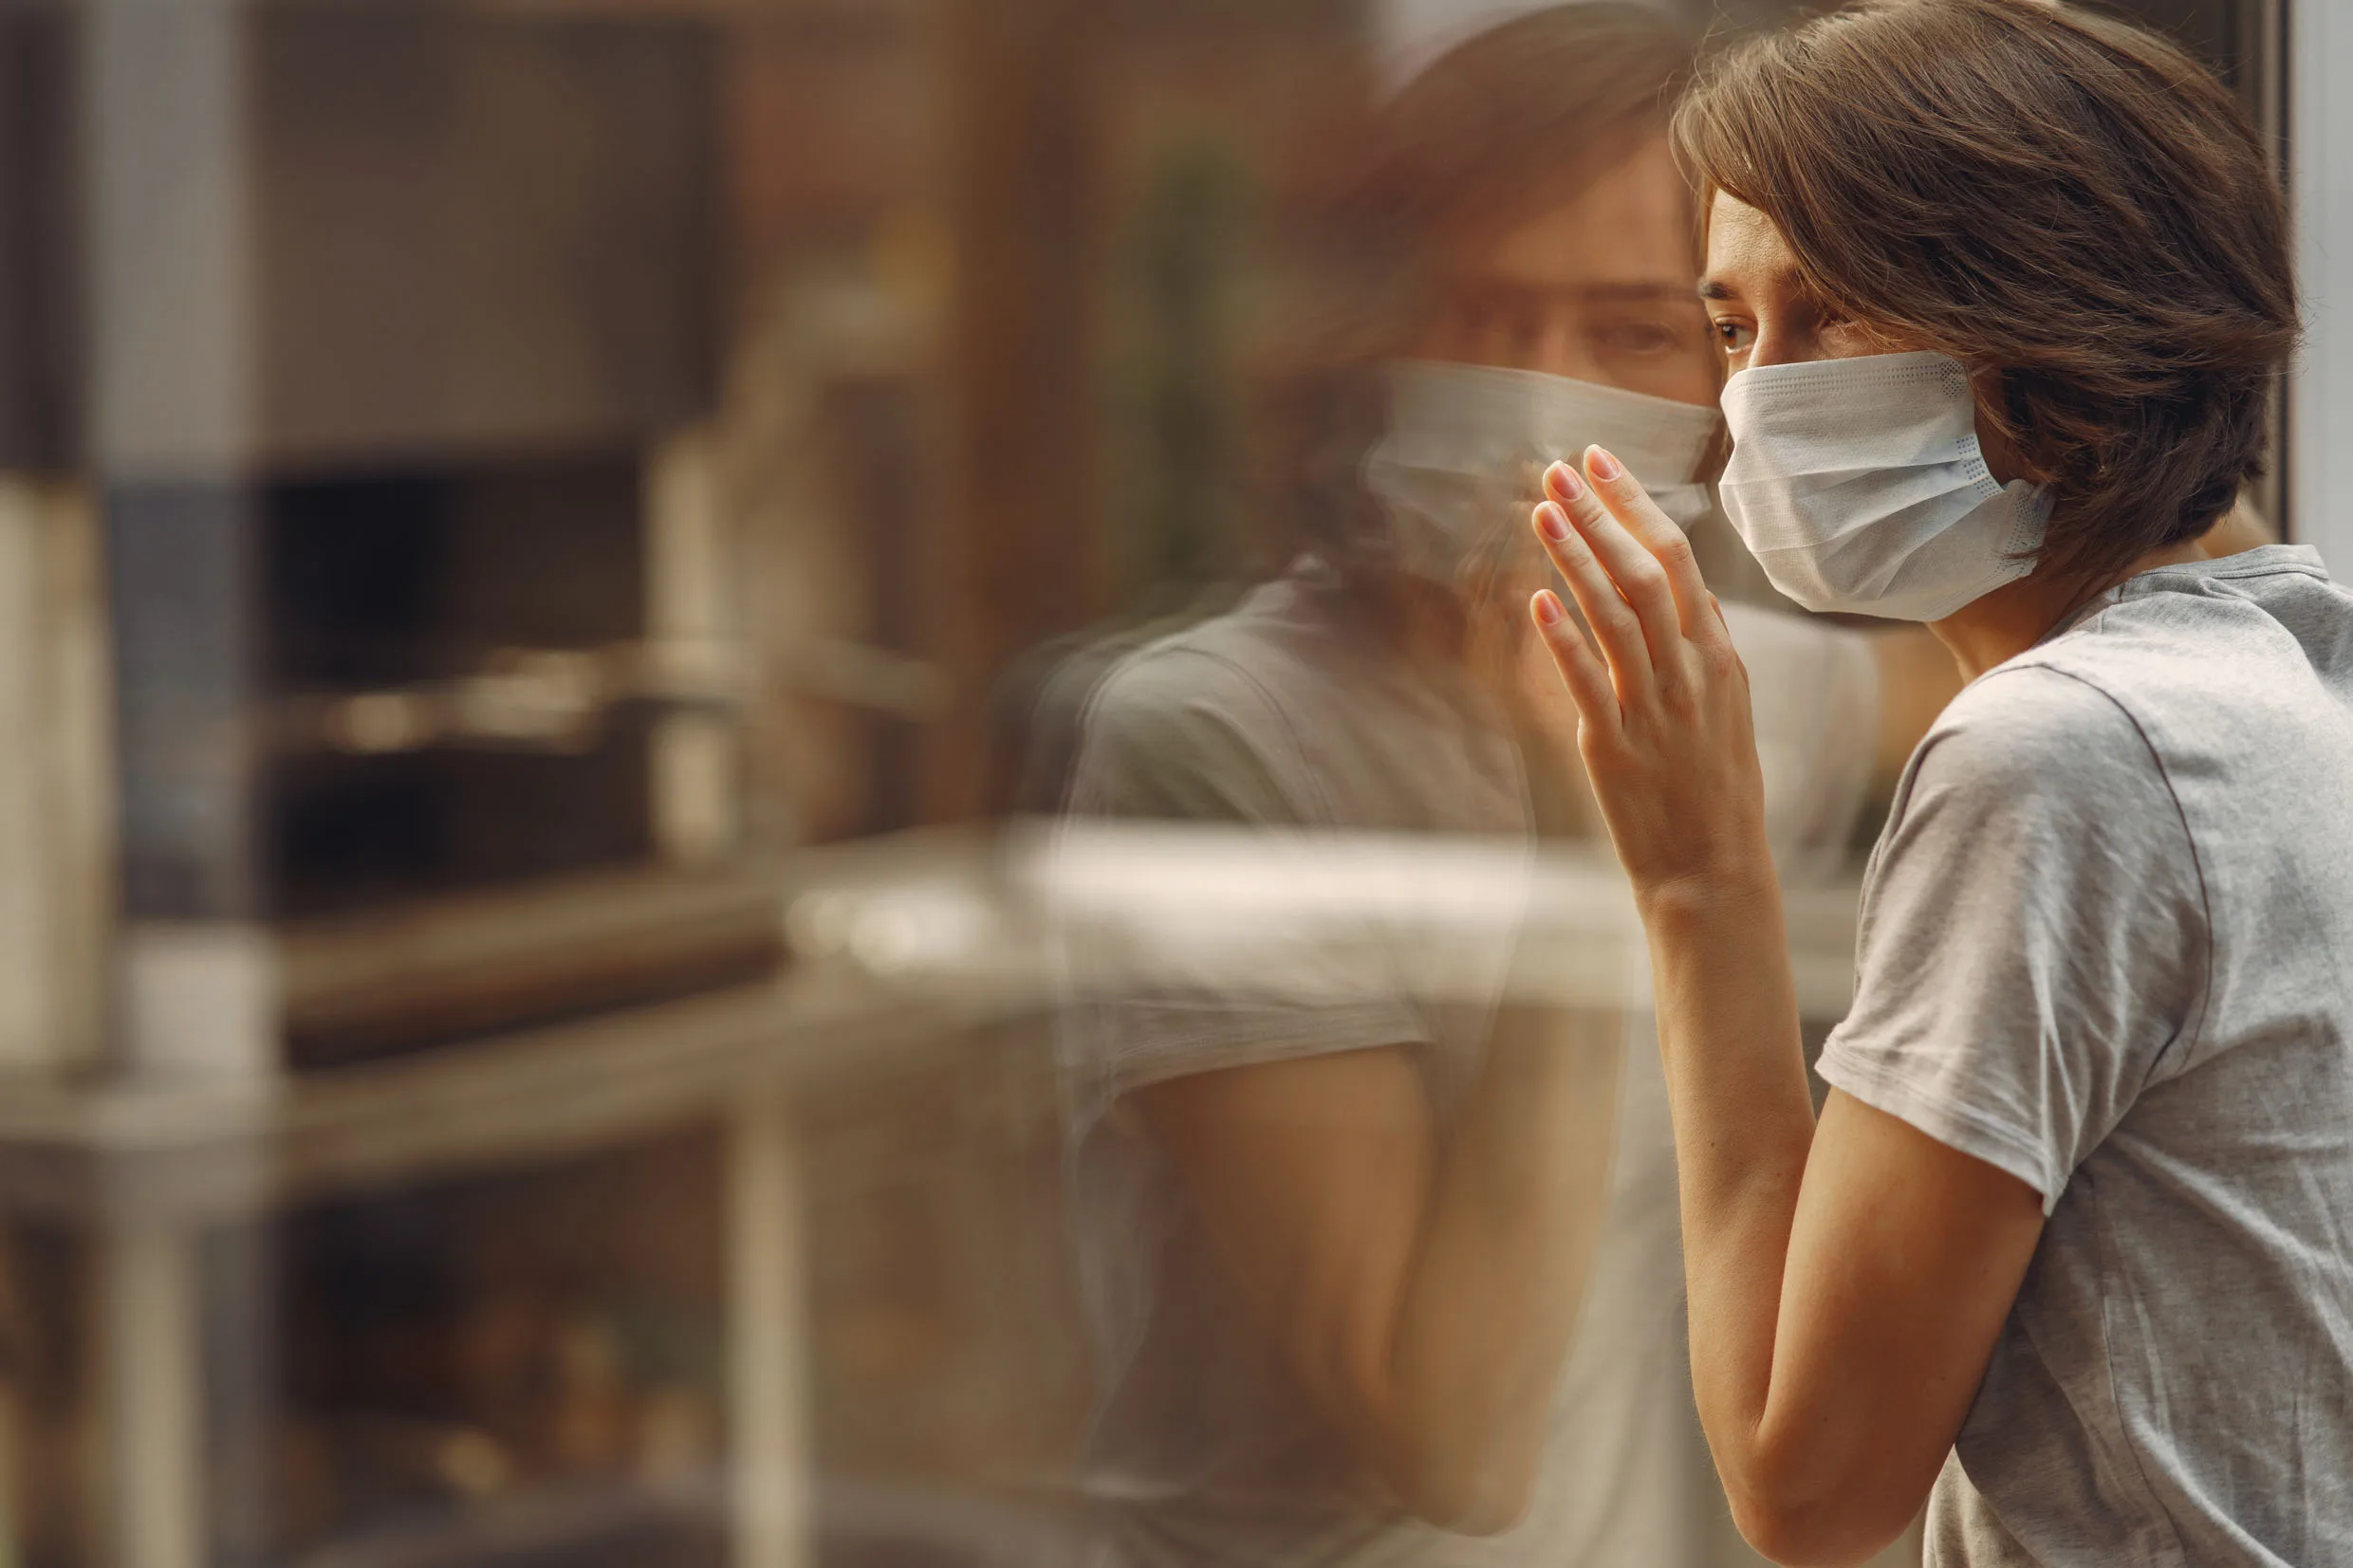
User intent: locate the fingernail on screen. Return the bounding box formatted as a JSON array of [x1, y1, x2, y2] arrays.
[[1533, 589, 1565, 625], [1587, 446, 1622, 481], [1548, 462, 1585, 503], [1536, 503, 1570, 543]]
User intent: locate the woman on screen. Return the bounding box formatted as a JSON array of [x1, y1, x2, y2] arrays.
[[1055, 8, 1909, 1565], [1524, 2, 2349, 1564]]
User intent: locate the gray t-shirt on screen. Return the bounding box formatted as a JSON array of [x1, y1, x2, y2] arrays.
[[1057, 563, 1880, 1566], [1815, 545, 2353, 1567]]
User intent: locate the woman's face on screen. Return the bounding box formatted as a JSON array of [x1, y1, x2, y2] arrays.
[[1417, 137, 1717, 406], [1699, 191, 2026, 483]]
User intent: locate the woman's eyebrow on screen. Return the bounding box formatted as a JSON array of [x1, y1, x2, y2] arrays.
[[1701, 264, 1807, 305]]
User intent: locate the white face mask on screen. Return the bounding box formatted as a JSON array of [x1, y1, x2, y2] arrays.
[[1362, 360, 1722, 584], [1717, 350, 2052, 621]]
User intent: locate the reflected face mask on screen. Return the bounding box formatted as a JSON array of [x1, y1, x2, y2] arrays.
[[1716, 350, 2052, 621], [1362, 360, 1722, 584]]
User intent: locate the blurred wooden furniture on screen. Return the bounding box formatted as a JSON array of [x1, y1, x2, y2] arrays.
[[0, 826, 1862, 1568]]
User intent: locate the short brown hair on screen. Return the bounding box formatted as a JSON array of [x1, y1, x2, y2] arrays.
[[1675, 0, 2297, 581], [1350, 4, 1697, 271]]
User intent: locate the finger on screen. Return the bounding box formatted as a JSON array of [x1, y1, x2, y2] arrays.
[[1566, 446, 1721, 648], [1548, 452, 1692, 676], [1533, 495, 1655, 695], [1530, 588, 1621, 732]]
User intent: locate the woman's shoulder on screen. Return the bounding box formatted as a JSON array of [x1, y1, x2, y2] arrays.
[[1087, 570, 1400, 745], [1072, 584, 1357, 826], [1924, 659, 2150, 780], [1086, 608, 1300, 748], [1895, 659, 2177, 845]]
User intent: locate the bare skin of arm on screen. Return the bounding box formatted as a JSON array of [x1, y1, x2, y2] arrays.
[[1136, 1001, 1621, 1533], [1525, 450, 2048, 1565]]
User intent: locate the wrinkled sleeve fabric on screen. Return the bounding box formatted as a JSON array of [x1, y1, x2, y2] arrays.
[[1814, 663, 2208, 1212]]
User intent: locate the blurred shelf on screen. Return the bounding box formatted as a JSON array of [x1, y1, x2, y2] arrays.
[[0, 835, 1044, 1224], [0, 964, 1039, 1224], [0, 824, 1862, 1224], [282, 860, 791, 1065]]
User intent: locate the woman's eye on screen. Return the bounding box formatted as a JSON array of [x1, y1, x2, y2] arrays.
[[1712, 318, 1756, 354]]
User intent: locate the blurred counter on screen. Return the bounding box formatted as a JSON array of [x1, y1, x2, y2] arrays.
[[0, 824, 1863, 1227]]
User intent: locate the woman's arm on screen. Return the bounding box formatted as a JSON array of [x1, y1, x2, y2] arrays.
[[1640, 876, 2042, 1563], [1524, 450, 2043, 1566], [1137, 1003, 1621, 1533]]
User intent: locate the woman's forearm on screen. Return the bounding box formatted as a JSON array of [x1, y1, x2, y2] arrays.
[[1638, 871, 1817, 1505]]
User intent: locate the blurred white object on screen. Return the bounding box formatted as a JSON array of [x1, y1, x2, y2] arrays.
[[0, 481, 112, 1072], [120, 924, 280, 1080], [1024, 823, 1862, 1018]]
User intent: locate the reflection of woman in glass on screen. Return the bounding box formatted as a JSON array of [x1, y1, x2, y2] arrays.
[[1057, 9, 1901, 1564], [1522, 3, 2346, 1565]]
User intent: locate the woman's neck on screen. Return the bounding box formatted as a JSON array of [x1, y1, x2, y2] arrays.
[[1928, 539, 2211, 680]]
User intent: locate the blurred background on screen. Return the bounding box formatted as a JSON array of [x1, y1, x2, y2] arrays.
[[0, 1, 2325, 1566]]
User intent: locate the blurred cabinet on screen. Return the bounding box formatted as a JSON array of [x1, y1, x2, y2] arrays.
[[66, 0, 774, 1076], [245, 8, 716, 470], [88, 1, 717, 478]]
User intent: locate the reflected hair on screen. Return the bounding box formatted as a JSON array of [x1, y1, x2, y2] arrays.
[[1267, 3, 1701, 589], [1675, 0, 2297, 581]]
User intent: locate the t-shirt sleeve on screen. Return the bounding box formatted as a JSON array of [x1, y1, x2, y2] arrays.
[[1058, 644, 1435, 1106], [1814, 664, 2209, 1212], [1065, 644, 1310, 827]]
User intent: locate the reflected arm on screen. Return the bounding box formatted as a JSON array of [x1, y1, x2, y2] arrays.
[[1137, 1005, 1621, 1533]]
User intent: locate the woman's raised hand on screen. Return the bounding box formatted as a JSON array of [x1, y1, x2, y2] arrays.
[[1528, 448, 1774, 905]]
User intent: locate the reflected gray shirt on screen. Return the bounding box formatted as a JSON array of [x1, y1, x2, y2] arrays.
[[1058, 563, 1879, 1567], [1816, 546, 2353, 1566]]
